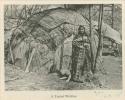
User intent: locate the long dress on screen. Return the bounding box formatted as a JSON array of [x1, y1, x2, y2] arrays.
[[71, 34, 91, 81]]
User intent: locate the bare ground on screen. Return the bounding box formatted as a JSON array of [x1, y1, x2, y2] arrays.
[[5, 56, 122, 91]]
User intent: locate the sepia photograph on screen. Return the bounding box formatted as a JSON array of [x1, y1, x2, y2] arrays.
[[4, 4, 122, 91]]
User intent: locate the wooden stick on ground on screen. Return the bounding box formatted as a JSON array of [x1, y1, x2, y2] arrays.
[[25, 48, 36, 73]]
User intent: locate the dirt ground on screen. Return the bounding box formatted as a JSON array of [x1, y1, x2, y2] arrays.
[[5, 55, 122, 91]]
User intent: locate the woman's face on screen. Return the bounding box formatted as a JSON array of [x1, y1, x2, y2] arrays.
[[79, 27, 85, 35]]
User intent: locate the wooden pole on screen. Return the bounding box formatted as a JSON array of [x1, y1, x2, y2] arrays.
[[94, 4, 103, 73], [111, 4, 114, 47], [112, 4, 114, 28], [11, 5, 12, 17], [89, 4, 94, 72], [8, 39, 14, 64], [59, 32, 64, 70]]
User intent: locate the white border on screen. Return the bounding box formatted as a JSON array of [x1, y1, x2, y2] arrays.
[[0, 0, 125, 100]]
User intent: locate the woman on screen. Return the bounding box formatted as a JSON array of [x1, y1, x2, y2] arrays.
[[71, 25, 91, 82]]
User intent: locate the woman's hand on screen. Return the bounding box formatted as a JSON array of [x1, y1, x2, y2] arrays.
[[84, 43, 90, 49]]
